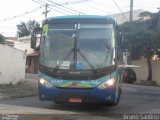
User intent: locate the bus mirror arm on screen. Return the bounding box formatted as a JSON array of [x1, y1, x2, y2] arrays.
[[117, 31, 126, 50], [31, 27, 42, 49], [72, 34, 76, 39], [116, 26, 125, 50]]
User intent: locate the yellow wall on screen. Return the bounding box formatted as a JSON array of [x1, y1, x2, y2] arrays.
[[131, 57, 160, 86]]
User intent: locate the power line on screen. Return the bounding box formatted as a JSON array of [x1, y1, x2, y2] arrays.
[[32, 0, 77, 15], [49, 7, 69, 15], [58, 0, 91, 5], [33, 0, 76, 15], [48, 4, 77, 15], [32, 0, 45, 5], [52, 0, 93, 15], [32, 0, 50, 19], [112, 0, 128, 21], [42, 3, 50, 19], [0, 6, 43, 22], [47, 0, 86, 15], [83, 3, 111, 15]]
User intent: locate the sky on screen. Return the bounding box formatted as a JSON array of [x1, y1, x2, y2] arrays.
[[0, 0, 160, 37]]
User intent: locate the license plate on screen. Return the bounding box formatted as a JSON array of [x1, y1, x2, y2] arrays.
[[69, 98, 82, 103]]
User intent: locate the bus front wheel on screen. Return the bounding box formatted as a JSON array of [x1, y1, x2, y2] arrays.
[[107, 88, 121, 106]]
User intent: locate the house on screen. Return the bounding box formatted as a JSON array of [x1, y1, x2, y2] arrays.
[[16, 36, 39, 74], [6, 36, 39, 74], [5, 36, 38, 73], [5, 39, 15, 47], [25, 51, 39, 74]]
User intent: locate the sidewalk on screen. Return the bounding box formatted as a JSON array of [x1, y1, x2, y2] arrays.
[[0, 73, 38, 100]]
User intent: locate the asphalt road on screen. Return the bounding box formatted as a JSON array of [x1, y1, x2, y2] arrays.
[[0, 83, 160, 120]]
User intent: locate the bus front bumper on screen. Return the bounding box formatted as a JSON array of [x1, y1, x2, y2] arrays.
[[39, 84, 117, 104]]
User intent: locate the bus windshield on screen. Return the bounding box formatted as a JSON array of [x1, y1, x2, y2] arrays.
[[40, 23, 115, 71]]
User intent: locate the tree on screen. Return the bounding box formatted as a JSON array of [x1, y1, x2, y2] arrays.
[[119, 11, 160, 82], [143, 42, 153, 81], [0, 34, 5, 44], [139, 11, 153, 19], [120, 20, 152, 59], [17, 22, 30, 37], [149, 11, 160, 30], [17, 20, 40, 37], [27, 20, 40, 34], [150, 10, 160, 48]]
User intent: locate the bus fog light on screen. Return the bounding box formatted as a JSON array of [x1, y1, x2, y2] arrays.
[[39, 78, 53, 88], [106, 96, 112, 100], [98, 78, 116, 89], [41, 94, 46, 98]]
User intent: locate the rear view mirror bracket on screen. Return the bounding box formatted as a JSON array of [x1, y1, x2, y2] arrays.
[[30, 27, 42, 49]]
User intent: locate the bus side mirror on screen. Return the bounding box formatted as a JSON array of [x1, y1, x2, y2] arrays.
[[117, 31, 122, 47], [117, 29, 125, 50], [31, 27, 42, 49]]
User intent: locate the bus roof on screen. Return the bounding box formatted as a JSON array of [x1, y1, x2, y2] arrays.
[[44, 15, 116, 24], [47, 15, 114, 20]]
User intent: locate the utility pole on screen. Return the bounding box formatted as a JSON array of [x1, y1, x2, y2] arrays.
[[42, 3, 50, 19], [130, 0, 133, 21]]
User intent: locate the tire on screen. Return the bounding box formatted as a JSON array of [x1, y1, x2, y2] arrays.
[[122, 68, 136, 84], [107, 88, 121, 106]]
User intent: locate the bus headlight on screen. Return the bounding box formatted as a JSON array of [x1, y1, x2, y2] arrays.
[[39, 78, 53, 88], [98, 78, 116, 89]]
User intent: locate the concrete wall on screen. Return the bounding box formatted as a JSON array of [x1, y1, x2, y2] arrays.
[[14, 41, 34, 54], [131, 57, 160, 85], [0, 44, 26, 85]]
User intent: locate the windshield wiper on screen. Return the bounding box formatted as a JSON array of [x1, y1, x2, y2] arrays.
[[77, 48, 95, 71], [55, 36, 95, 72], [73, 34, 95, 71], [55, 48, 73, 71]]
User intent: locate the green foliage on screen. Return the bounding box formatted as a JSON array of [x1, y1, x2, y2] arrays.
[[139, 11, 153, 17], [149, 12, 160, 30], [17, 20, 40, 37], [17, 22, 30, 37], [119, 11, 160, 60], [150, 11, 160, 48], [27, 20, 40, 34], [0, 34, 5, 44]]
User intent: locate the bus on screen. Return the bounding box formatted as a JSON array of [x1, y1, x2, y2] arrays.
[[31, 15, 123, 106]]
